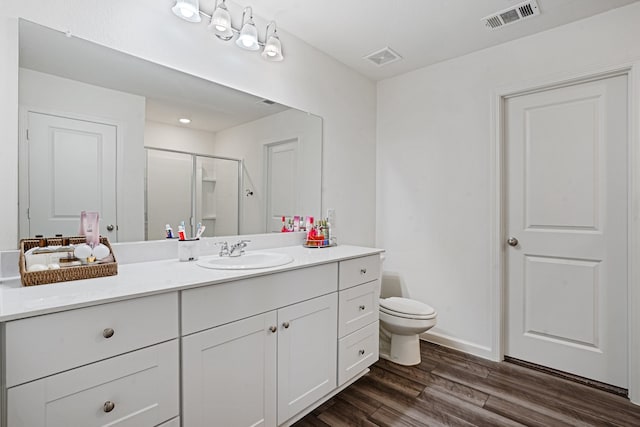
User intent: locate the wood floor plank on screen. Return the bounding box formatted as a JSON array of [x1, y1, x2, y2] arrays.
[[368, 406, 435, 427], [376, 357, 489, 407], [432, 364, 622, 426], [418, 385, 525, 427], [295, 341, 640, 427], [350, 375, 470, 426], [368, 365, 426, 398], [420, 346, 490, 378], [483, 395, 577, 427], [316, 399, 379, 427]]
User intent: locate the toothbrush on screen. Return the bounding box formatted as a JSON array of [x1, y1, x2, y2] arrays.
[[195, 225, 206, 239]]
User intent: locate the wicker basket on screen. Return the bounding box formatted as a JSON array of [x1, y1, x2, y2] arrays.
[[19, 236, 118, 286]]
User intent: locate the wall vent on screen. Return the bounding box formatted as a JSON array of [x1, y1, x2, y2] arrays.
[[260, 99, 276, 105], [363, 47, 402, 67], [482, 0, 540, 30]]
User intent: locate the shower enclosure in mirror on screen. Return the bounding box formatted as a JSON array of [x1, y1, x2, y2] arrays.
[[145, 149, 241, 240], [17, 19, 322, 243]]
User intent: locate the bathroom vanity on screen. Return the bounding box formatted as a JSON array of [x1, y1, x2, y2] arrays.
[[0, 243, 382, 427]]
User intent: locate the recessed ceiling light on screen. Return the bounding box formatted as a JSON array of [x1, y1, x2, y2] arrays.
[[179, 118, 191, 124]]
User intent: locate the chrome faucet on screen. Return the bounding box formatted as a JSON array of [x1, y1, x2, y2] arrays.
[[229, 239, 251, 257]]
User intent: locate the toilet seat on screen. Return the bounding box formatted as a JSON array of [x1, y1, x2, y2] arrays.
[[380, 297, 436, 320]]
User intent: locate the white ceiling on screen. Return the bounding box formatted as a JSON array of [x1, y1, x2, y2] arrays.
[[226, 0, 639, 81]]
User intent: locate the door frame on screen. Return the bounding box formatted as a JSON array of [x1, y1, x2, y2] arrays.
[[18, 106, 123, 242], [489, 61, 640, 404]]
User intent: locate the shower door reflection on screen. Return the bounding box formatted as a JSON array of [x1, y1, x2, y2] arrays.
[[146, 148, 240, 240]]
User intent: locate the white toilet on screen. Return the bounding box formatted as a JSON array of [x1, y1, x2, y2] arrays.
[[379, 297, 437, 365]]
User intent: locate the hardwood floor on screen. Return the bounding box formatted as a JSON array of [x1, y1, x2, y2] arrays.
[[294, 341, 640, 427]]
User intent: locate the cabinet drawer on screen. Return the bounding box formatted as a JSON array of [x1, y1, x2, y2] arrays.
[[182, 263, 337, 335], [338, 255, 380, 290], [7, 340, 179, 427], [338, 321, 379, 386], [338, 280, 379, 338], [5, 292, 179, 387]]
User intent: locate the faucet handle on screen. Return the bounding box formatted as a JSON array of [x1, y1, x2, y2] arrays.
[[216, 241, 230, 256]]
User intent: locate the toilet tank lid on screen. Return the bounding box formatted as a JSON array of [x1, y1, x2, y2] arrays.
[[380, 297, 436, 316]]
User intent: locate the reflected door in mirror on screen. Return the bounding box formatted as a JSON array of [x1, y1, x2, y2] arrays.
[[26, 112, 117, 239], [266, 139, 298, 232]]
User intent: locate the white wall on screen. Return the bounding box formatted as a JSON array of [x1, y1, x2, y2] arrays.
[[0, 0, 377, 250], [145, 120, 216, 155], [214, 109, 322, 234], [376, 3, 640, 357], [18, 68, 146, 242]]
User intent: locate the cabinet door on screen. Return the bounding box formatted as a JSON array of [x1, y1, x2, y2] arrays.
[[182, 311, 277, 427], [277, 293, 338, 424], [7, 340, 179, 427]]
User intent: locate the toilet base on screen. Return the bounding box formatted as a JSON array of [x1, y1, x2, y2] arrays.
[[379, 326, 422, 366]]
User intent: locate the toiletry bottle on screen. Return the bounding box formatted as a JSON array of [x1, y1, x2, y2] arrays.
[[166, 224, 174, 239], [281, 216, 287, 232], [293, 216, 300, 232]]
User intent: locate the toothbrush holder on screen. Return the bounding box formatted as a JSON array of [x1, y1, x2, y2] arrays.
[[178, 239, 200, 262]]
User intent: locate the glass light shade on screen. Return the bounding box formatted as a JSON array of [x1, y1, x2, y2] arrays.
[[172, 0, 201, 23], [208, 4, 233, 40], [261, 35, 283, 61], [235, 20, 260, 51]]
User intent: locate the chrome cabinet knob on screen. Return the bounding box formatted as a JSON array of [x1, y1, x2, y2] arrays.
[[103, 328, 115, 339], [358, 349, 365, 356], [103, 401, 115, 413], [507, 237, 519, 247], [268, 325, 277, 333], [360, 268, 367, 275], [359, 305, 366, 311], [282, 321, 290, 329], [106, 224, 115, 232]]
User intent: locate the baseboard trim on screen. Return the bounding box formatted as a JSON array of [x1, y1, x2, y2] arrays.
[[420, 331, 495, 361]]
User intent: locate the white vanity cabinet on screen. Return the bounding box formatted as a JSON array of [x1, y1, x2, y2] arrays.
[[0, 247, 382, 427], [3, 292, 180, 427], [182, 293, 337, 427], [181, 264, 339, 427]]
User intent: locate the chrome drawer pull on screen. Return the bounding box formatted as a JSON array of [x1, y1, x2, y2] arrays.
[[282, 321, 290, 329], [102, 328, 115, 339], [358, 349, 365, 356], [359, 305, 366, 311], [269, 325, 277, 333], [103, 401, 115, 413], [360, 268, 367, 275]]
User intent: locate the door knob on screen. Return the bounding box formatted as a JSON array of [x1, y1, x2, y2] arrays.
[[507, 237, 519, 247], [106, 224, 115, 232]]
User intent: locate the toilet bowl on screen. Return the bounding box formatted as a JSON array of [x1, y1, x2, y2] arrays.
[[379, 296, 437, 366]]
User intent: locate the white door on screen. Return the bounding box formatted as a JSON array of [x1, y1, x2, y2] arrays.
[[27, 112, 117, 239], [277, 293, 337, 424], [265, 139, 297, 232], [505, 75, 628, 387], [182, 312, 277, 427]]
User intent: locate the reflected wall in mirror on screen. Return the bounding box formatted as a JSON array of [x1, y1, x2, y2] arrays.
[[17, 19, 322, 243]]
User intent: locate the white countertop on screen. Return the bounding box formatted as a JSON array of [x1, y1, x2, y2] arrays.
[[0, 245, 383, 322]]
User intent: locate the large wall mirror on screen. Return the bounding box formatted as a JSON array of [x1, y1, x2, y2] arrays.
[[17, 19, 322, 243]]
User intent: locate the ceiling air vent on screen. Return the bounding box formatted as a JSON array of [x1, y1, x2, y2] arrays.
[[363, 47, 402, 67], [482, 0, 540, 30], [260, 99, 276, 105]]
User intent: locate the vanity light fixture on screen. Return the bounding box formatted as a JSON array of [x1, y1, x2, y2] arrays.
[[235, 7, 260, 51], [172, 0, 201, 23], [261, 22, 283, 61], [179, 118, 192, 124], [208, 0, 233, 41], [171, 0, 284, 61]]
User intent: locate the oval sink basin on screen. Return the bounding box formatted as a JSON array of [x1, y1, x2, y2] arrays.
[[196, 252, 294, 270]]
